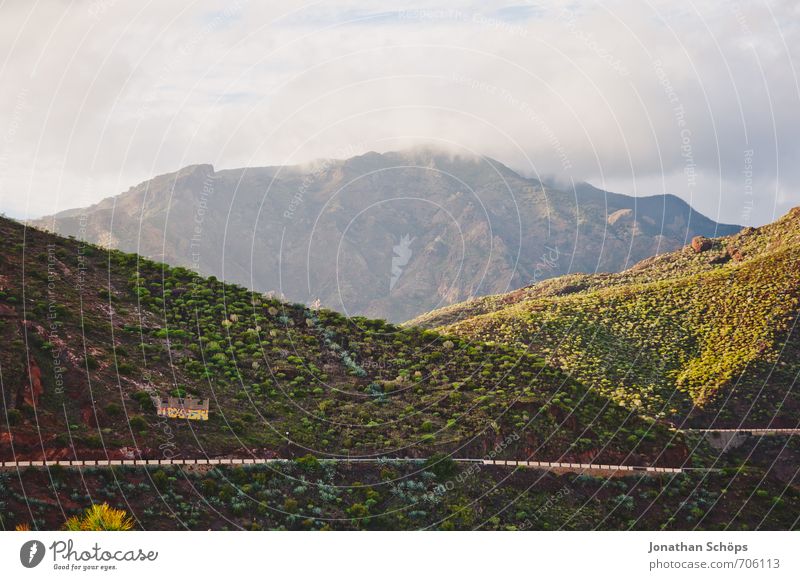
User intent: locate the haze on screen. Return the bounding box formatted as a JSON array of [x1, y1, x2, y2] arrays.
[[0, 0, 798, 226]]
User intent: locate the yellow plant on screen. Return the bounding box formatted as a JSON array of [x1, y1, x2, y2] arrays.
[[64, 503, 135, 531], [15, 522, 31, 531]]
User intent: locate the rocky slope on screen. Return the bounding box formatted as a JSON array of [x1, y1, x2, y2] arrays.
[[31, 148, 740, 322]]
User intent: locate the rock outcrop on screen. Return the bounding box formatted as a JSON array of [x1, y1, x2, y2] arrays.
[[691, 235, 713, 253]]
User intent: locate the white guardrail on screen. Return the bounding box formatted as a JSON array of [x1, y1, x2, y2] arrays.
[[3, 429, 792, 471], [0, 457, 686, 473], [680, 428, 800, 434]]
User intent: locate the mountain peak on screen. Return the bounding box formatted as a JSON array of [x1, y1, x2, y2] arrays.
[[177, 163, 215, 176], [341, 146, 486, 168], [30, 153, 741, 322]]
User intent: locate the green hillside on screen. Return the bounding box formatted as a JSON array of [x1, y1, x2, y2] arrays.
[[412, 207, 800, 426], [0, 216, 682, 466]]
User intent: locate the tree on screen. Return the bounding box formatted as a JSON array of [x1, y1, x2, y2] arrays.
[[64, 503, 135, 531]]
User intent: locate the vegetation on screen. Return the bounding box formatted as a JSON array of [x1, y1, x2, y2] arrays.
[[0, 215, 678, 465], [414, 208, 800, 426], [2, 207, 799, 530], [63, 503, 135, 531], [0, 454, 796, 531]]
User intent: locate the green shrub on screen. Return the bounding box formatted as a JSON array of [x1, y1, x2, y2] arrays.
[[128, 416, 147, 430], [424, 453, 458, 481], [5, 408, 22, 426]]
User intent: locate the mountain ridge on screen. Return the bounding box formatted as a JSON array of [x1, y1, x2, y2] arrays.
[[31, 148, 741, 322]]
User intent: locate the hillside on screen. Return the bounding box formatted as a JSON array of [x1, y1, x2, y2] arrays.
[[411, 207, 800, 427], [31, 148, 740, 322], [0, 215, 685, 467], [3, 451, 799, 530]]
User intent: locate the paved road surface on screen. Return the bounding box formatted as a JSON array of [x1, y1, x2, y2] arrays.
[[679, 428, 800, 435], [0, 457, 693, 474], [10, 426, 793, 474], [6, 426, 791, 474]]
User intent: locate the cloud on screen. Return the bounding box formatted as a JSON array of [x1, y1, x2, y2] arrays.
[[0, 0, 798, 226]]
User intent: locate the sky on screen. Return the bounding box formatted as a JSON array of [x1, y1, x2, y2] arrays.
[[0, 0, 798, 226]]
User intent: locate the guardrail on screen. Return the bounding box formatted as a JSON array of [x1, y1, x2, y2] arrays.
[[481, 459, 684, 473], [0, 457, 689, 474], [679, 428, 800, 434]]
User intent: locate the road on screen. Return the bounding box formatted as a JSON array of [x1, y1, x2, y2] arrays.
[[6, 427, 791, 474], [679, 428, 800, 435], [0, 456, 694, 474]]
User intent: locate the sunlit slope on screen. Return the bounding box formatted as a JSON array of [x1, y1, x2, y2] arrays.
[[414, 207, 800, 426]]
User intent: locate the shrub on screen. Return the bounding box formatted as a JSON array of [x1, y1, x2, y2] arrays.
[[295, 454, 320, 471], [128, 416, 147, 430], [152, 469, 169, 490], [84, 355, 100, 370], [347, 503, 369, 518], [132, 391, 154, 411], [64, 503, 134, 531], [116, 362, 134, 375], [424, 453, 459, 481], [5, 408, 22, 426]]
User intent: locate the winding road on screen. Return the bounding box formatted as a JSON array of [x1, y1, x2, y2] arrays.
[[0, 456, 697, 474], [679, 428, 800, 435], [4, 429, 791, 474]]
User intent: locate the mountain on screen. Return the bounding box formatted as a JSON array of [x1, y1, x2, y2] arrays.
[[2, 215, 797, 531], [31, 148, 740, 322], [410, 207, 800, 428], [0, 215, 682, 466]]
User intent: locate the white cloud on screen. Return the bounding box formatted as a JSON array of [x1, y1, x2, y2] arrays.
[[0, 0, 798, 225]]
